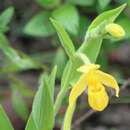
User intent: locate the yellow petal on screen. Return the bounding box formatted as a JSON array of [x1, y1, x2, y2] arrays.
[[77, 64, 100, 73], [96, 70, 119, 97], [88, 85, 109, 111], [69, 73, 87, 104]]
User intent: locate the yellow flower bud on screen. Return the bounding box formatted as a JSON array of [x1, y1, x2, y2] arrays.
[[105, 23, 125, 38]]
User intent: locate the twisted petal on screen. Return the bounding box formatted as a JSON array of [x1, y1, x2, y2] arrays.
[[77, 64, 100, 73], [96, 70, 119, 97], [69, 73, 87, 104], [88, 85, 109, 111]]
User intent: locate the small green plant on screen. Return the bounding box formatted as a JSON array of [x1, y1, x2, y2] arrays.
[[23, 0, 130, 80], [0, 3, 127, 130]]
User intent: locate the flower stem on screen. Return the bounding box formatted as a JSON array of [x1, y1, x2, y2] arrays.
[[63, 102, 76, 130], [54, 87, 68, 116]]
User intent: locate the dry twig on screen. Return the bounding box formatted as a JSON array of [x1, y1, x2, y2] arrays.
[[72, 110, 96, 128]]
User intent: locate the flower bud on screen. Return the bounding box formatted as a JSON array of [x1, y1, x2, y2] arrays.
[[105, 23, 125, 38]]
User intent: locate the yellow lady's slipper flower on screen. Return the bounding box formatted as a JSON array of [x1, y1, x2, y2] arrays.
[[69, 64, 119, 111], [105, 23, 125, 38]]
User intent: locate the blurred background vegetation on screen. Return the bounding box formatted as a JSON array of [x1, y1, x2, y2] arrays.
[[0, 0, 130, 130]]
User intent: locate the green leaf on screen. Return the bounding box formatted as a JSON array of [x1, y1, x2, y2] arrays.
[[70, 0, 95, 6], [52, 48, 67, 79], [54, 61, 73, 114], [48, 66, 57, 100], [52, 4, 79, 35], [0, 34, 41, 70], [10, 77, 34, 97], [78, 16, 90, 41], [32, 74, 54, 130], [79, 35, 103, 63], [31, 51, 55, 64], [0, 62, 35, 74], [24, 11, 55, 37], [97, 49, 108, 71], [37, 0, 60, 8], [98, 0, 111, 10], [50, 18, 75, 59], [11, 90, 29, 121], [0, 7, 14, 32], [0, 105, 14, 130], [88, 3, 126, 31], [25, 115, 37, 130]]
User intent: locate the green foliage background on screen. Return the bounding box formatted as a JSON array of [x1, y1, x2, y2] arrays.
[[0, 1, 129, 130]]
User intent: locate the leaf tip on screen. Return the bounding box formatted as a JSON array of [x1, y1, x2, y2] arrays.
[[53, 65, 57, 71], [49, 17, 55, 23], [118, 3, 127, 11], [7, 6, 15, 15], [49, 17, 57, 27], [122, 3, 127, 8]]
